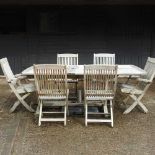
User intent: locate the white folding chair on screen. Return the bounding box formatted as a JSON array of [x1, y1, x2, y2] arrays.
[[93, 53, 115, 65], [34, 64, 69, 126], [57, 53, 78, 65], [84, 65, 118, 127], [57, 53, 79, 101], [121, 57, 155, 114], [0, 58, 35, 112]]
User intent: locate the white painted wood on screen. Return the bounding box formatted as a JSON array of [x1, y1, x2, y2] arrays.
[[104, 101, 108, 115], [121, 57, 155, 114], [39, 96, 66, 100], [57, 53, 79, 98], [10, 84, 34, 112], [87, 119, 112, 123], [57, 53, 78, 65], [123, 94, 148, 114], [84, 65, 117, 127], [87, 112, 110, 115], [64, 105, 67, 126], [117, 65, 146, 76], [0, 58, 15, 82], [0, 57, 35, 112], [38, 99, 42, 126], [34, 64, 68, 126], [110, 100, 113, 127], [85, 103, 88, 127], [40, 118, 65, 122], [86, 96, 114, 100], [9, 93, 29, 113], [22, 65, 146, 77], [42, 112, 64, 114], [94, 53, 115, 65]]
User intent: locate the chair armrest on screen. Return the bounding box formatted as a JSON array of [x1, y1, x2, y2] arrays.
[[15, 74, 32, 84], [137, 78, 151, 83], [15, 74, 27, 80]]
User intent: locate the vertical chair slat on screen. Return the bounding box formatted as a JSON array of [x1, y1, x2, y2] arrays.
[[94, 53, 115, 65], [57, 53, 78, 65]]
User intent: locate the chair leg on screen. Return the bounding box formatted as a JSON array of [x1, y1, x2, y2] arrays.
[[104, 101, 108, 113], [10, 93, 30, 113], [138, 101, 148, 113], [123, 96, 130, 104], [10, 100, 20, 113], [38, 100, 42, 126], [123, 94, 138, 114], [66, 89, 69, 116], [102, 101, 109, 118], [110, 100, 114, 127], [85, 102, 88, 127], [66, 102, 69, 116], [123, 94, 148, 114], [123, 100, 137, 114], [15, 92, 34, 112], [20, 99, 35, 112], [64, 104, 67, 126]]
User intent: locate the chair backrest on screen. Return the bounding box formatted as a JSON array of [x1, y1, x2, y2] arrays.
[[143, 57, 155, 82], [93, 53, 115, 65], [57, 53, 78, 65], [0, 57, 15, 82], [34, 64, 67, 98], [84, 65, 118, 98]]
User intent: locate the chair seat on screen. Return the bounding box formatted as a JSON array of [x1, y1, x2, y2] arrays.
[[39, 95, 67, 100], [85, 90, 114, 95], [120, 84, 143, 94], [17, 83, 35, 94], [121, 87, 143, 95], [86, 90, 114, 100], [86, 96, 114, 101], [67, 79, 78, 83], [137, 78, 151, 83], [121, 84, 135, 89]]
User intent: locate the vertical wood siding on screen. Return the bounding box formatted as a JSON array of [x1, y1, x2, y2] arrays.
[[0, 34, 149, 74], [0, 6, 154, 74]]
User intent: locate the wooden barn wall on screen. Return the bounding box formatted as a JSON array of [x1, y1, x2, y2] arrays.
[[0, 6, 154, 74]]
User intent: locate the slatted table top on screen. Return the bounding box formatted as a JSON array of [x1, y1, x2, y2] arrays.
[[22, 65, 146, 76]]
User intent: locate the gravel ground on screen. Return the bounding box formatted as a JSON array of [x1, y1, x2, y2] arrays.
[[0, 78, 155, 155]]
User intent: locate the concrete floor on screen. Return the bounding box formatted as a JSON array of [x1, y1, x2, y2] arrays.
[[0, 78, 155, 155]]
